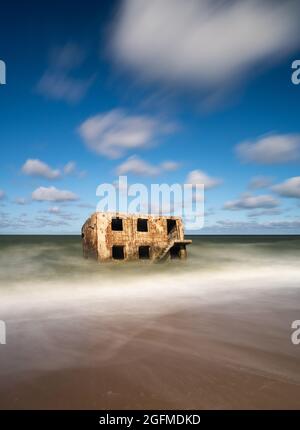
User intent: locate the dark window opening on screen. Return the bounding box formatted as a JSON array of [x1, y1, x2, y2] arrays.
[[170, 245, 182, 259], [167, 219, 177, 235], [139, 246, 150, 260], [112, 245, 125, 260], [112, 218, 123, 231], [137, 218, 148, 232]]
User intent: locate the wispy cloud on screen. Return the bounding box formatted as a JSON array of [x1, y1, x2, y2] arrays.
[[14, 197, 28, 205], [111, 0, 300, 95], [36, 43, 95, 103], [224, 193, 279, 210], [43, 206, 79, 221], [47, 206, 61, 214], [63, 161, 76, 175], [0, 207, 79, 231], [203, 218, 300, 234], [0, 212, 29, 229], [34, 216, 71, 227], [0, 190, 5, 200], [77, 202, 95, 209], [63, 161, 86, 178], [236, 133, 300, 164], [32, 186, 78, 202], [116, 155, 180, 176], [272, 177, 300, 199], [78, 109, 176, 159], [247, 208, 283, 218], [248, 175, 273, 190]]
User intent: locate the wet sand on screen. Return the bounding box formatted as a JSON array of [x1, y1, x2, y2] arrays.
[[0, 287, 300, 409]]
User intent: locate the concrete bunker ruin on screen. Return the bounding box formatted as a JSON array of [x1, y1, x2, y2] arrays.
[[81, 212, 192, 262]]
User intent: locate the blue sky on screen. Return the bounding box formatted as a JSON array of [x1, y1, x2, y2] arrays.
[[1, 0, 300, 234]]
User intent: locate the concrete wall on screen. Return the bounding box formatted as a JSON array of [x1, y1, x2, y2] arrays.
[[81, 213, 98, 259]]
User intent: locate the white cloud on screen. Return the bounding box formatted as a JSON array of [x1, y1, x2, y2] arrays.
[[116, 156, 180, 176], [78, 109, 175, 159], [22, 159, 61, 179], [37, 43, 95, 103], [111, 0, 300, 91], [224, 193, 279, 210], [272, 177, 300, 198], [248, 175, 273, 190], [186, 170, 222, 189], [0, 190, 5, 199], [21, 159, 81, 179], [32, 186, 78, 202], [236, 134, 300, 164]]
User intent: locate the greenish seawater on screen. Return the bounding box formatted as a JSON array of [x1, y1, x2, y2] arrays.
[[0, 234, 300, 285]]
